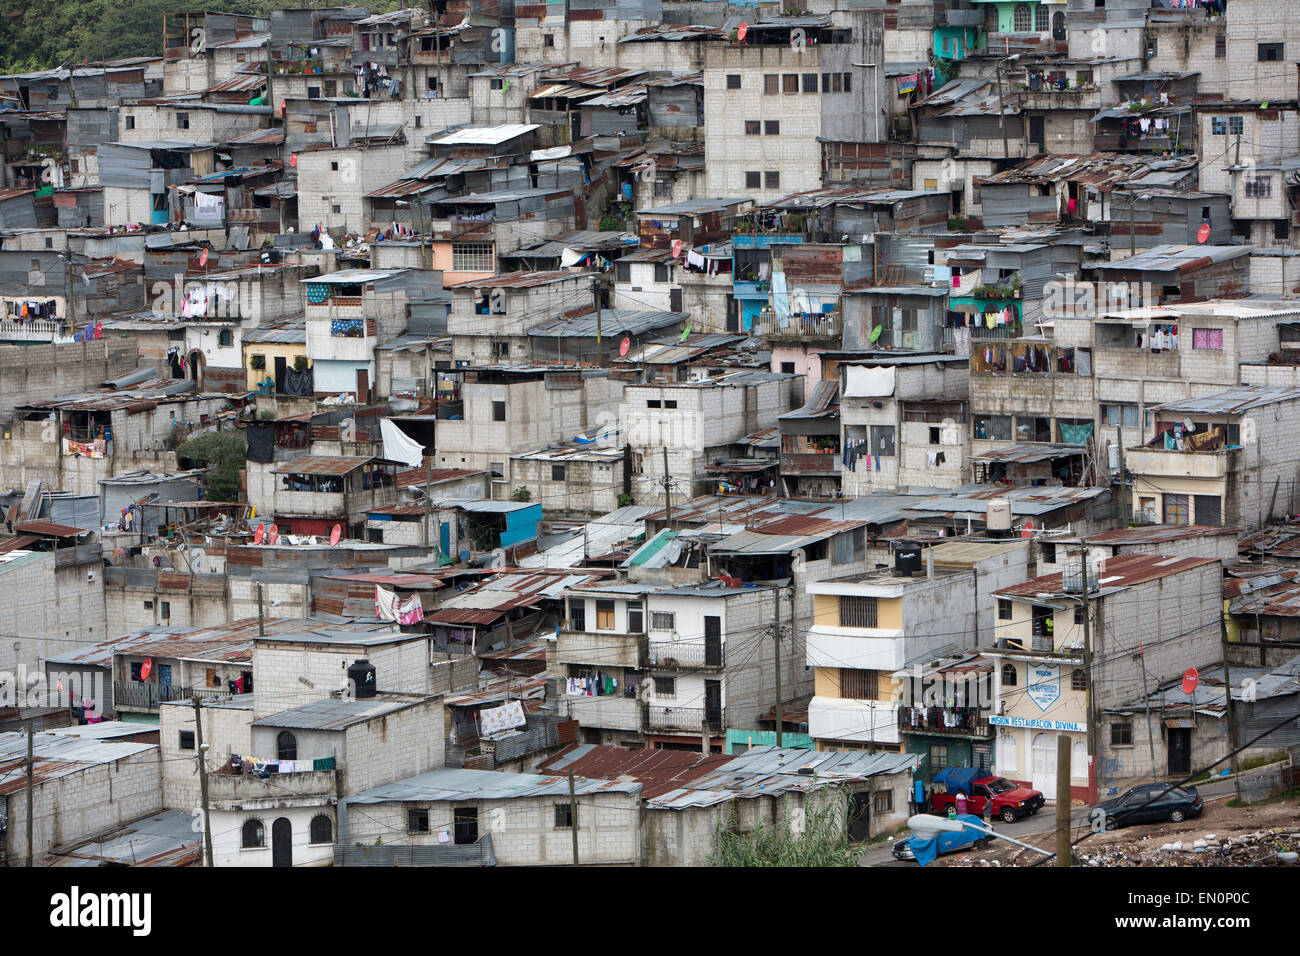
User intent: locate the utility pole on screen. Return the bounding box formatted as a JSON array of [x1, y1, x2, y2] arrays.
[[661, 446, 672, 525], [1129, 192, 1136, 257], [568, 771, 579, 866], [1055, 734, 1071, 867], [994, 58, 1010, 162], [592, 278, 604, 365], [25, 723, 33, 867], [1138, 643, 1157, 778], [264, 30, 276, 129], [1219, 613, 1243, 803], [193, 696, 214, 868], [257, 582, 266, 638], [1115, 428, 1131, 528], [1075, 546, 1099, 800], [773, 588, 783, 748]]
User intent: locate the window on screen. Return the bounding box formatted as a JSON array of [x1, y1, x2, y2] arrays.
[[929, 743, 949, 774], [407, 809, 430, 833], [543, 33, 555, 47], [1230, 116, 1244, 135], [217, 329, 233, 347], [1035, 4, 1050, 31], [653, 179, 671, 198], [241, 819, 265, 848], [782, 74, 798, 94], [1074, 605, 1085, 625], [331, 204, 341, 214], [842, 73, 851, 92], [764, 120, 780, 135], [125, 115, 135, 130], [833, 527, 864, 565], [1071, 668, 1087, 690], [765, 171, 780, 190], [840, 595, 878, 628], [655, 675, 676, 698], [176, 112, 190, 129], [646, 399, 661, 409], [653, 263, 669, 283], [309, 815, 333, 844], [489, 78, 504, 90], [1163, 493, 1190, 526], [651, 611, 675, 631], [1013, 3, 1033, 31], [595, 599, 616, 630], [664, 400, 677, 409], [745, 171, 761, 189], [763, 74, 779, 95], [726, 74, 742, 90], [554, 803, 574, 828], [1002, 663, 1018, 687], [781, 362, 796, 374], [492, 400, 506, 421], [276, 731, 297, 761], [1144, 35, 1157, 58], [1041, 543, 1056, 563], [551, 464, 566, 482], [802, 73, 818, 92], [998, 599, 1013, 620], [1101, 403, 1140, 427], [490, 462, 504, 480], [1212, 117, 1226, 136], [1259, 42, 1284, 62], [973, 414, 1012, 441], [452, 243, 494, 272], [1111, 721, 1133, 746], [628, 601, 643, 633], [840, 668, 878, 699], [1245, 177, 1273, 198], [870, 424, 895, 457], [1275, 220, 1290, 241], [873, 789, 894, 813], [745, 120, 760, 136], [569, 599, 586, 631], [490, 341, 509, 360], [1192, 328, 1223, 350], [179, 730, 195, 750], [929, 426, 941, 445], [1215, 33, 1226, 57]]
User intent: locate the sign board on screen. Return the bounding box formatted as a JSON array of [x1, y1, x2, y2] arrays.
[[1026, 663, 1061, 711], [990, 716, 1086, 732]]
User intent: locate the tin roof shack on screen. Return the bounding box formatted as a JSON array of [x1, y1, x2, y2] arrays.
[[1093, 244, 1252, 306], [1003, 58, 1145, 153], [422, 186, 577, 259], [621, 370, 801, 505], [1229, 572, 1300, 664], [161, 11, 269, 95], [636, 197, 752, 250], [97, 140, 217, 227], [525, 309, 687, 366], [446, 269, 594, 363], [612, 138, 707, 212], [295, 143, 407, 233], [1126, 386, 1300, 532], [335, 765, 641, 866], [840, 356, 970, 495], [0, 59, 161, 112], [893, 647, 998, 784], [433, 366, 625, 479], [611, 246, 733, 333], [946, 240, 1083, 343], [761, 186, 952, 243], [1038, 525, 1242, 576], [510, 440, 630, 519], [778, 381, 842, 498], [525, 66, 650, 144], [900, 482, 1115, 538], [989, 553, 1224, 801], [539, 743, 919, 862], [245, 454, 403, 538], [2, 375, 233, 499], [913, 77, 1028, 159], [109, 622, 256, 717], [0, 524, 104, 675], [0, 732, 162, 865], [699, 14, 887, 201], [172, 163, 282, 236]]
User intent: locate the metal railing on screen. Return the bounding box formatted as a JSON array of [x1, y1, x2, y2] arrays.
[[898, 706, 992, 738], [647, 642, 724, 669], [750, 311, 842, 340], [646, 705, 725, 733], [113, 680, 192, 710]]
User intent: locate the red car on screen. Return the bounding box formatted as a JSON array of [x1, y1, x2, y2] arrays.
[[929, 769, 1045, 823]]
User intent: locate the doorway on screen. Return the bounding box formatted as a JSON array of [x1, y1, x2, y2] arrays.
[[453, 806, 478, 845], [703, 679, 722, 732], [356, 368, 370, 403], [274, 355, 288, 393], [847, 791, 871, 843], [1028, 115, 1045, 153], [272, 817, 293, 867], [1031, 733, 1056, 796], [1167, 728, 1192, 775], [703, 616, 722, 667]]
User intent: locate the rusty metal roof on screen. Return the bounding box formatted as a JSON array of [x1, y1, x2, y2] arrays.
[[447, 269, 592, 290], [271, 455, 403, 475], [0, 733, 157, 796], [996, 553, 1220, 599], [538, 744, 732, 798], [14, 520, 88, 537], [1076, 524, 1239, 545], [427, 569, 610, 625]]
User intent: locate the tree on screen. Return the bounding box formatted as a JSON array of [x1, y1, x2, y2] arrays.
[[176, 429, 246, 503], [707, 788, 865, 867]]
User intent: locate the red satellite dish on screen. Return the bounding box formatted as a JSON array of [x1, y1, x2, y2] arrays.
[[619, 336, 631, 357], [737, 22, 748, 42], [1182, 667, 1200, 695], [1020, 519, 1034, 539], [1197, 222, 1211, 244], [140, 657, 153, 680], [290, 153, 298, 168], [268, 524, 279, 545], [671, 239, 683, 259], [329, 524, 342, 547], [199, 248, 209, 267], [253, 523, 265, 545]]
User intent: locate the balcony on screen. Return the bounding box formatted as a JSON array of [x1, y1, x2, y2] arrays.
[[0, 319, 65, 341], [557, 694, 642, 732], [750, 311, 842, 344], [647, 641, 724, 670], [647, 705, 726, 734], [207, 767, 337, 811], [1126, 446, 1234, 480], [780, 452, 841, 476], [809, 696, 902, 745], [113, 680, 192, 710], [556, 630, 646, 669], [1091, 346, 1181, 381], [807, 626, 906, 671], [898, 705, 993, 739]]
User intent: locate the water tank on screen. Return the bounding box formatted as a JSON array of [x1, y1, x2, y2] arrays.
[[893, 541, 923, 576], [986, 498, 1012, 531], [348, 659, 377, 699]]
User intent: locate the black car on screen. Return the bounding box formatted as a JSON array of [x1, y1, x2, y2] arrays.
[[1090, 782, 1204, 830]]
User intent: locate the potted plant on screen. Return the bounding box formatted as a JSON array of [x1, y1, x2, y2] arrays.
[[249, 355, 266, 371], [293, 355, 309, 371]]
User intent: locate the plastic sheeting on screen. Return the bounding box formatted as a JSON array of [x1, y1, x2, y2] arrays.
[[843, 365, 896, 398], [380, 417, 425, 467], [245, 422, 275, 464]]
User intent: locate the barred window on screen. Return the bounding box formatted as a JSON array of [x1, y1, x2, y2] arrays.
[[651, 611, 675, 631], [452, 243, 494, 272], [1111, 722, 1133, 746], [840, 668, 878, 700], [839, 595, 878, 628]]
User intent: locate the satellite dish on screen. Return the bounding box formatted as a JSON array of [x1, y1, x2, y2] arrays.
[[680, 324, 692, 342], [199, 248, 209, 267], [290, 153, 298, 168], [737, 22, 748, 42], [1197, 222, 1211, 244], [619, 336, 631, 356], [268, 524, 279, 545], [141, 657, 153, 680], [330, 524, 342, 547], [253, 523, 265, 545], [1182, 667, 1200, 695], [671, 239, 683, 259], [869, 325, 883, 344]]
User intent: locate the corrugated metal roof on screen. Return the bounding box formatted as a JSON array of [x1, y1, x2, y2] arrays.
[[997, 553, 1220, 599], [344, 766, 641, 804], [252, 694, 431, 731], [526, 308, 685, 338], [271, 455, 402, 475], [1097, 244, 1252, 273], [971, 442, 1089, 464], [0, 732, 157, 796], [779, 380, 839, 420], [1152, 385, 1300, 415], [429, 124, 539, 146]]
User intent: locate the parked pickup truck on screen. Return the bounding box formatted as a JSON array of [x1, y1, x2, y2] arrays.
[[929, 767, 1045, 824]]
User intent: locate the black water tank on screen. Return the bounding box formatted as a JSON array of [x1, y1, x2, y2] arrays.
[[348, 659, 377, 699], [894, 541, 923, 576]]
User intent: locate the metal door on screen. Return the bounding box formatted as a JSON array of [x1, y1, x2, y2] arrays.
[[703, 616, 722, 666], [1167, 728, 1192, 775], [704, 679, 722, 732], [272, 817, 293, 867], [847, 792, 871, 843], [1031, 733, 1056, 797]]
